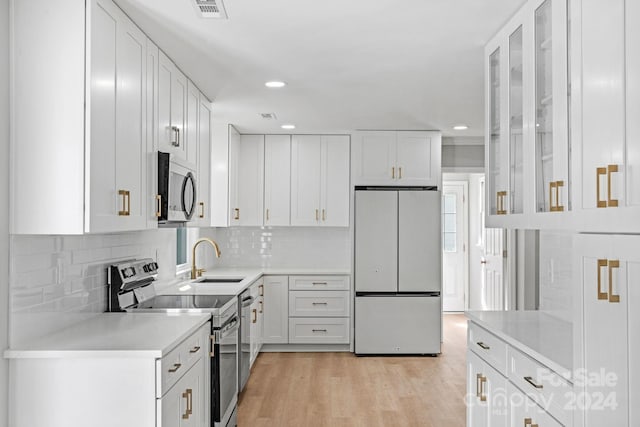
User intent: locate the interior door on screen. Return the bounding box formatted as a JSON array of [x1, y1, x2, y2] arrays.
[[398, 190, 441, 293], [481, 227, 505, 310], [442, 183, 467, 311], [355, 191, 398, 292]]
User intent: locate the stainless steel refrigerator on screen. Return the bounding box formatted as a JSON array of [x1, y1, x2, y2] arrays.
[[354, 187, 442, 355]]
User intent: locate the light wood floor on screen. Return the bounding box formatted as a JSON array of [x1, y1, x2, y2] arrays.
[[238, 314, 467, 427]]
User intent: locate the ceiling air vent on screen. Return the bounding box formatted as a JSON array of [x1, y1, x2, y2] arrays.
[[193, 0, 228, 19], [261, 113, 277, 120]]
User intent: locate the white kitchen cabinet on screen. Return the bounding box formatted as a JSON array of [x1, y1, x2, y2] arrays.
[[508, 383, 562, 427], [291, 135, 350, 227], [575, 233, 634, 426], [484, 0, 570, 230], [262, 276, 289, 344], [264, 135, 291, 226], [194, 93, 211, 227], [466, 349, 508, 427], [352, 131, 441, 187], [229, 135, 265, 226], [249, 279, 264, 367], [161, 358, 206, 427], [158, 51, 191, 168], [185, 81, 200, 171], [146, 39, 160, 227]]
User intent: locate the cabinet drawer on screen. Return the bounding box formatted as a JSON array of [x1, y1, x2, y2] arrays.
[[157, 323, 210, 397], [289, 291, 350, 317], [508, 347, 571, 426], [468, 322, 508, 375], [288, 275, 349, 290], [288, 318, 350, 344]]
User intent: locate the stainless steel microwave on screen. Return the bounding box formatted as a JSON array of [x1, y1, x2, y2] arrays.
[[158, 152, 196, 224]]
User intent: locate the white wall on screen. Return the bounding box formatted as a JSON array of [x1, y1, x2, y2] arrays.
[[1, 0, 10, 421], [200, 227, 350, 269]]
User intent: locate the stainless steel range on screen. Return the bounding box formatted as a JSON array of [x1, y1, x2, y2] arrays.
[[108, 258, 238, 427]]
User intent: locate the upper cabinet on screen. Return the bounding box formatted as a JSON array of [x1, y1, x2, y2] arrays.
[[194, 94, 212, 227], [291, 135, 350, 227], [485, 0, 569, 229], [352, 131, 441, 187], [264, 135, 291, 226], [229, 135, 265, 226], [10, 0, 212, 234]]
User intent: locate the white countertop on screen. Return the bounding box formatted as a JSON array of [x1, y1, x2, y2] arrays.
[[4, 313, 210, 359], [156, 267, 351, 297], [466, 310, 572, 380]]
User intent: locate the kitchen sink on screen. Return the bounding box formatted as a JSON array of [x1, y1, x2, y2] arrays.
[[194, 277, 244, 283]]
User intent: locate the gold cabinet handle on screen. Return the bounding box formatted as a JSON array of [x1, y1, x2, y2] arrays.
[[209, 335, 216, 358], [392, 166, 395, 179], [597, 167, 607, 208], [607, 164, 619, 207], [259, 300, 263, 313], [252, 308, 257, 323], [597, 259, 609, 300], [189, 346, 201, 354], [315, 209, 319, 221], [608, 259, 620, 303], [266, 208, 270, 221], [399, 166, 402, 179], [182, 388, 192, 419], [155, 194, 162, 217], [234, 208, 240, 220], [479, 374, 487, 401], [312, 302, 328, 305], [322, 209, 326, 221], [168, 363, 182, 373], [118, 190, 130, 216], [496, 191, 507, 215], [259, 284, 264, 296], [312, 329, 328, 333], [549, 181, 557, 212], [524, 376, 543, 389], [476, 373, 482, 398], [476, 341, 490, 350], [524, 418, 532, 427], [199, 202, 205, 218], [312, 282, 328, 286]]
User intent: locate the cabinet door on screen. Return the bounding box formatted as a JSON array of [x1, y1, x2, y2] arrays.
[[249, 298, 259, 368], [146, 38, 160, 228], [229, 135, 264, 226], [161, 358, 205, 427], [352, 131, 396, 185], [171, 65, 188, 164], [467, 350, 488, 427], [320, 136, 350, 227], [396, 131, 440, 187], [264, 135, 291, 226], [625, 2, 640, 210], [579, 0, 625, 211], [89, 0, 147, 233], [158, 52, 173, 154], [291, 135, 322, 226], [508, 383, 561, 427], [579, 234, 628, 426], [185, 80, 199, 171], [262, 276, 289, 344], [195, 94, 211, 226], [507, 24, 524, 215]]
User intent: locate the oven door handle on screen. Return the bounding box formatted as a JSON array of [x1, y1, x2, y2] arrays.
[[241, 296, 255, 307], [220, 316, 239, 338]]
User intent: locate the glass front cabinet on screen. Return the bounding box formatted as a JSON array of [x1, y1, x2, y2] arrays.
[[485, 0, 569, 228]]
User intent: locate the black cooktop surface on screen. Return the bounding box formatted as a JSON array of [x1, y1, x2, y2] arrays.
[[135, 294, 236, 310]]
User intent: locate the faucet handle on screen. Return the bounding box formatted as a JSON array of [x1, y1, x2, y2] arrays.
[[196, 268, 206, 278]]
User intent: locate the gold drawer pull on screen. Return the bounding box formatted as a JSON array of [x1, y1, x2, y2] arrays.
[[596, 167, 607, 208], [168, 363, 182, 373], [210, 335, 216, 358], [322, 209, 326, 221], [608, 259, 620, 303], [524, 376, 543, 389], [476, 341, 490, 350], [524, 418, 538, 427], [118, 190, 131, 216], [392, 166, 395, 179], [312, 282, 328, 286], [155, 194, 162, 217], [399, 166, 403, 179], [233, 208, 240, 220], [266, 208, 270, 221], [252, 308, 257, 323], [312, 329, 327, 333], [496, 191, 507, 215], [259, 284, 264, 296], [259, 300, 263, 313], [597, 259, 608, 300], [199, 202, 205, 218], [478, 374, 487, 401], [182, 388, 192, 419], [189, 346, 201, 354], [476, 373, 482, 398], [607, 164, 619, 207], [315, 209, 319, 221], [312, 302, 328, 306]]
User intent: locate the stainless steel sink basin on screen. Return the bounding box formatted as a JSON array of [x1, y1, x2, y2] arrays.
[[194, 277, 244, 284]]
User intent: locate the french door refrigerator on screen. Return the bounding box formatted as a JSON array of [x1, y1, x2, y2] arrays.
[[354, 187, 442, 355]]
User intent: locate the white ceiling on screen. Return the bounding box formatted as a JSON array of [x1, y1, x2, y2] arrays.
[[116, 0, 526, 136]]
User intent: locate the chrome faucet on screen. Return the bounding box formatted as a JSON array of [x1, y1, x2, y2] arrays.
[[191, 238, 222, 279]]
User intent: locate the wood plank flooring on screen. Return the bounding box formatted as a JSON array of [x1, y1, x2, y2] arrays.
[[238, 314, 468, 426]]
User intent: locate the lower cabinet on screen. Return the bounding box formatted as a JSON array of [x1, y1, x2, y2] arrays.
[[161, 358, 206, 427], [508, 383, 563, 427], [248, 278, 263, 368], [262, 276, 289, 344], [467, 349, 508, 427]]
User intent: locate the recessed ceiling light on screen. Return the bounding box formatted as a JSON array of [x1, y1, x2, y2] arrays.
[[453, 124, 469, 130], [265, 81, 286, 88], [281, 124, 296, 130]]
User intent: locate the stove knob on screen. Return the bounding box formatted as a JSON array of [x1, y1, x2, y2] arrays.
[[152, 262, 158, 271], [142, 265, 149, 273]]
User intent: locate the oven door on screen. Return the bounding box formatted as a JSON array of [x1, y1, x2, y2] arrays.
[[212, 315, 239, 425]]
